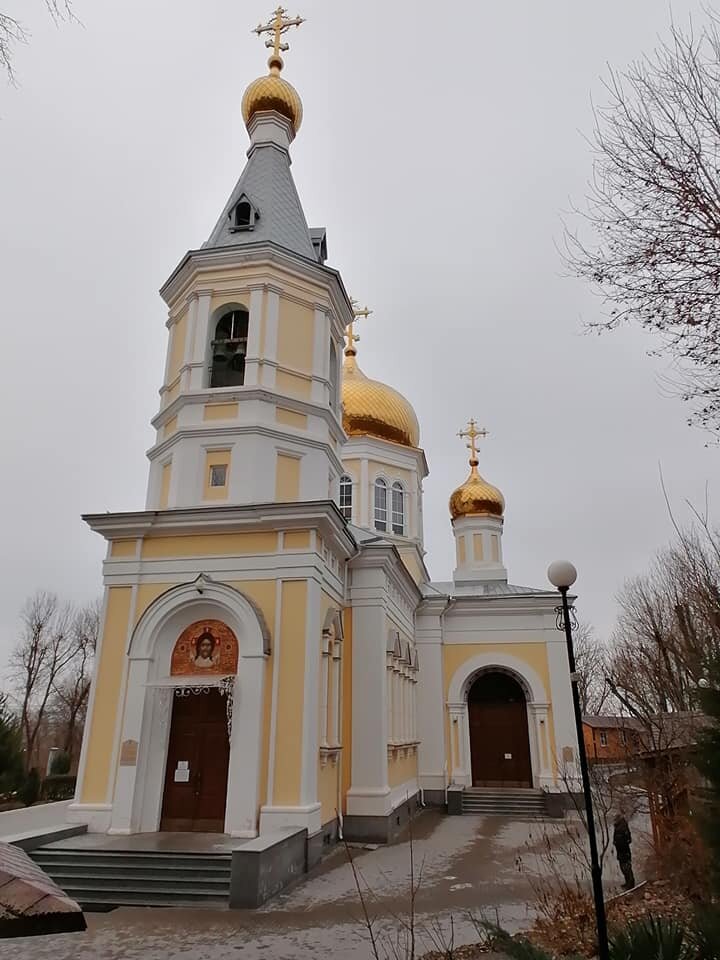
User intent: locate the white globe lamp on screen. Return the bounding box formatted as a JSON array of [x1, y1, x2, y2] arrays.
[[547, 560, 578, 590]]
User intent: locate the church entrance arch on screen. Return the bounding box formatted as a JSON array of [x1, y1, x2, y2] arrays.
[[159, 619, 238, 832], [468, 671, 532, 787]]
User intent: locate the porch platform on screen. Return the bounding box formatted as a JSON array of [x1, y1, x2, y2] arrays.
[[40, 831, 250, 855]]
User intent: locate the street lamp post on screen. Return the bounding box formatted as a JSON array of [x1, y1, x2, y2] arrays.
[[547, 560, 610, 960]]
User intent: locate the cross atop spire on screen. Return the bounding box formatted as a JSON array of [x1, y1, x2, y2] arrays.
[[458, 418, 489, 466], [253, 6, 305, 71], [345, 300, 373, 356]]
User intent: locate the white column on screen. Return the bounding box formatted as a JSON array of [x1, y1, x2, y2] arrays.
[[448, 701, 471, 785], [300, 578, 322, 806], [226, 657, 266, 837], [330, 645, 341, 746], [359, 459, 369, 528], [108, 657, 149, 834], [386, 659, 394, 744], [320, 647, 330, 748], [262, 288, 280, 389], [188, 291, 212, 389], [528, 702, 554, 788], [311, 307, 330, 404], [243, 285, 265, 387], [416, 606, 447, 793]]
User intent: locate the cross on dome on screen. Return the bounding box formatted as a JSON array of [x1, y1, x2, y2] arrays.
[[253, 6, 305, 71], [345, 300, 373, 356], [457, 418, 489, 466]]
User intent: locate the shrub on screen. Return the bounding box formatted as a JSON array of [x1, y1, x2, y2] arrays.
[[49, 752, 71, 776], [609, 916, 690, 960], [18, 768, 41, 807], [40, 774, 76, 802]]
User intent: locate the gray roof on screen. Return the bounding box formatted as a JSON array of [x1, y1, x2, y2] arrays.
[[205, 142, 317, 260], [424, 580, 556, 599]]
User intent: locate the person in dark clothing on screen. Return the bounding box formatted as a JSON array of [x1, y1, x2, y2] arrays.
[[613, 813, 635, 889]]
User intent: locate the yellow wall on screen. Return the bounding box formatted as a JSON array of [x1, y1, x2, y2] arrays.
[[163, 416, 178, 439], [457, 537, 466, 565], [277, 300, 314, 374], [167, 312, 187, 385], [273, 580, 307, 805], [473, 534, 484, 561], [203, 449, 231, 501], [276, 407, 308, 430], [276, 370, 312, 400], [141, 532, 277, 558], [81, 587, 132, 803], [159, 462, 171, 509], [388, 750, 418, 789], [319, 761, 339, 825], [284, 530, 311, 549], [276, 453, 300, 501], [341, 608, 352, 813], [204, 402, 238, 421], [110, 539, 137, 558], [368, 461, 412, 487]]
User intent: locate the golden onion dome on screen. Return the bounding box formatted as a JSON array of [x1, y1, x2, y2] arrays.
[[242, 57, 303, 134], [449, 459, 505, 519], [342, 353, 420, 449]]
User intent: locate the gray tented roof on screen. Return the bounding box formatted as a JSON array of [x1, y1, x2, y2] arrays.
[[205, 142, 316, 261], [424, 581, 556, 599]]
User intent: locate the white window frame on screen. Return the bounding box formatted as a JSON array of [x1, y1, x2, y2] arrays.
[[339, 474, 353, 521], [209, 464, 228, 488], [391, 481, 405, 535], [374, 477, 388, 532]]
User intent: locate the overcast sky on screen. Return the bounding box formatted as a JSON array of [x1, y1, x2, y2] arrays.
[[1, 0, 718, 663]]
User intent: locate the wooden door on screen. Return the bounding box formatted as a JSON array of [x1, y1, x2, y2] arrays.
[[160, 689, 230, 832], [468, 672, 532, 788]]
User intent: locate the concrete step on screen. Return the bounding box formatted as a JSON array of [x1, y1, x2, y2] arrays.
[[461, 787, 548, 817], [30, 846, 233, 909]]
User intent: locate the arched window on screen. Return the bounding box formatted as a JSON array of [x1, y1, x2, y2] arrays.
[[374, 478, 388, 532], [391, 482, 405, 535], [329, 340, 338, 411], [210, 309, 249, 388], [339, 475, 352, 521]]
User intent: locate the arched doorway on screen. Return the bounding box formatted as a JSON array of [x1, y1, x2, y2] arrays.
[[468, 671, 532, 787]]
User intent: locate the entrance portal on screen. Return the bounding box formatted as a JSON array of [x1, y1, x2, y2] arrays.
[[468, 671, 532, 787], [160, 688, 230, 831]]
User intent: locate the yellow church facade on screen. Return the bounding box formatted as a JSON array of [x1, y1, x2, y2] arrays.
[[70, 11, 578, 852]]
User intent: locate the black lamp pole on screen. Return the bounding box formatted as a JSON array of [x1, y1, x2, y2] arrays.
[[558, 585, 610, 960]]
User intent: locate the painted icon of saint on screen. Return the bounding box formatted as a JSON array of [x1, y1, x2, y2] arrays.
[[193, 630, 217, 668]]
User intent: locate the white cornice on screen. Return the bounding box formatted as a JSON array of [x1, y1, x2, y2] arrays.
[[159, 243, 353, 339], [83, 500, 357, 555], [350, 542, 422, 607], [341, 435, 429, 477]]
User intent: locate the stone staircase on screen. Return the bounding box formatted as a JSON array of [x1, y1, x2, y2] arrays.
[[29, 846, 232, 910], [461, 787, 548, 817]]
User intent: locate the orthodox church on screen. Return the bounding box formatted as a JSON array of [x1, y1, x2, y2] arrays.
[[70, 10, 577, 851]]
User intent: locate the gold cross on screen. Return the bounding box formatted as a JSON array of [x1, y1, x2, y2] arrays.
[[253, 6, 305, 63], [345, 300, 373, 355], [458, 418, 489, 463]]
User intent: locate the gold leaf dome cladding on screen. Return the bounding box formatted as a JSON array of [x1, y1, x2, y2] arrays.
[[342, 355, 420, 449], [449, 463, 505, 519], [242, 69, 303, 133]]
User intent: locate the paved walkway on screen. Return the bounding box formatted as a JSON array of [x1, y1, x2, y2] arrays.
[[8, 811, 640, 959]]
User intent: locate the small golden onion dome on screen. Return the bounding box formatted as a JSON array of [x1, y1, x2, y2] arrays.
[[242, 58, 303, 133], [342, 353, 420, 449], [449, 460, 505, 519]]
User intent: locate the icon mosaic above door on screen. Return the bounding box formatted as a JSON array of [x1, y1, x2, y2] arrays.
[[170, 620, 239, 677]]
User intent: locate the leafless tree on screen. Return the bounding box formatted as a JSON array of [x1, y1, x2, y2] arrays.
[[564, 12, 720, 433], [573, 620, 611, 715], [47, 600, 99, 761], [1, 1, 75, 83], [608, 523, 720, 726], [10, 591, 92, 772]]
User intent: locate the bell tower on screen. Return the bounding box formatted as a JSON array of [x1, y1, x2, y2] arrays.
[[146, 9, 351, 512]]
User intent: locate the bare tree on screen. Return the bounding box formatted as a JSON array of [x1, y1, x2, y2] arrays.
[[564, 12, 720, 433], [573, 620, 611, 715], [1, 1, 75, 83], [47, 601, 99, 761], [10, 592, 83, 771]]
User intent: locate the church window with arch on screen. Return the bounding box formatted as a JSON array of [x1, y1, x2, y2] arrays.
[[339, 474, 352, 521], [391, 481, 405, 535], [329, 340, 338, 411], [374, 477, 388, 532], [210, 308, 249, 388]]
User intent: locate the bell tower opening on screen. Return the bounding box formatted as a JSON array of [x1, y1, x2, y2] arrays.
[[210, 309, 249, 388]]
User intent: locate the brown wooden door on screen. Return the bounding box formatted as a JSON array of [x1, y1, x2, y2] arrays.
[[160, 689, 230, 832], [468, 672, 532, 788]]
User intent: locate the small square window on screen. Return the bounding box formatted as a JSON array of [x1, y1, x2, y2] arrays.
[[209, 464, 227, 488]]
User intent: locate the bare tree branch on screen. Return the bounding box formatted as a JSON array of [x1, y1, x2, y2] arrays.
[[1, 1, 75, 83]]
